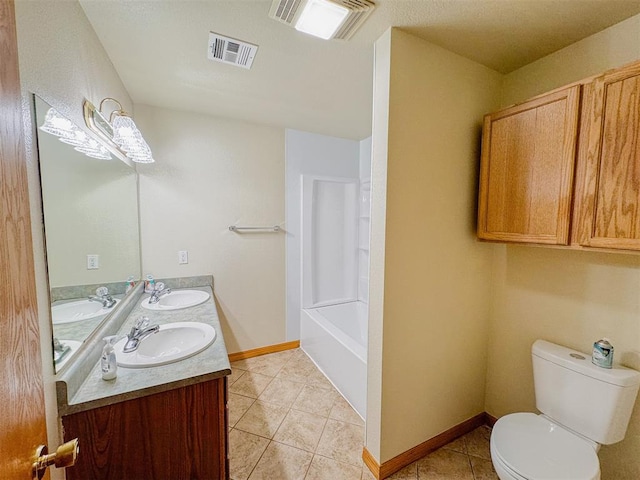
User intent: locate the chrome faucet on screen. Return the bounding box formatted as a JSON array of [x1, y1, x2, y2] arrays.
[[148, 282, 171, 304], [123, 316, 159, 353], [88, 286, 116, 308], [52, 338, 71, 364]]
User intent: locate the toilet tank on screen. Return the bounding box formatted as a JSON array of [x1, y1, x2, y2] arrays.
[[532, 340, 640, 445]]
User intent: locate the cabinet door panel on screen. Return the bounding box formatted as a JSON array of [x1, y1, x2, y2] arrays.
[[579, 64, 640, 250], [62, 379, 227, 480], [478, 86, 580, 244]]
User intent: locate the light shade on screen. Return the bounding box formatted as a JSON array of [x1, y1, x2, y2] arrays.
[[295, 0, 349, 40], [40, 108, 78, 138], [111, 114, 155, 164], [40, 107, 112, 160], [74, 138, 113, 160]]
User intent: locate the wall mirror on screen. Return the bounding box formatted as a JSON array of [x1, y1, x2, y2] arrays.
[[34, 95, 141, 372]]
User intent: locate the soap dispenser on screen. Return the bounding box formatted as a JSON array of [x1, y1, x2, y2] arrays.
[[125, 275, 135, 293], [101, 336, 118, 381], [144, 274, 155, 293]]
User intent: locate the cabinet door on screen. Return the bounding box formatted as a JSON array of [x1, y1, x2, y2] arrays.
[[63, 378, 228, 480], [478, 86, 581, 244], [574, 64, 640, 250]]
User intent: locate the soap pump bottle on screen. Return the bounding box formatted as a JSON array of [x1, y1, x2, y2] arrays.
[[144, 274, 155, 293], [101, 336, 118, 381], [125, 275, 135, 294]]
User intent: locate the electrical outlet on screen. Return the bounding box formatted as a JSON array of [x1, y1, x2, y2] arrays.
[[178, 250, 189, 264], [87, 254, 99, 270]]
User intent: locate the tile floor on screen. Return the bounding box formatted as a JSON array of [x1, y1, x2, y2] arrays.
[[228, 348, 498, 480]]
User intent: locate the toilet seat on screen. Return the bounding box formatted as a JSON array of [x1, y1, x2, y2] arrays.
[[491, 413, 600, 480], [491, 450, 528, 480]]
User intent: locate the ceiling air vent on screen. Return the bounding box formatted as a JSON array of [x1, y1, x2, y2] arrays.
[[268, 0, 376, 40], [207, 32, 258, 69]]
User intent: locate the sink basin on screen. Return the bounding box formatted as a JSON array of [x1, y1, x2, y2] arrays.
[[54, 339, 82, 369], [51, 298, 120, 325], [114, 322, 216, 368], [141, 289, 210, 311]]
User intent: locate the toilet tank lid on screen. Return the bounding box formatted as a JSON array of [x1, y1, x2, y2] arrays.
[[532, 340, 640, 387]]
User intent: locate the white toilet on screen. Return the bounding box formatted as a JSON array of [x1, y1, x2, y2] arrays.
[[490, 340, 640, 480]]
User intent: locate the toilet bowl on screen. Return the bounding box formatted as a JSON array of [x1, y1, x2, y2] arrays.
[[489, 340, 640, 480], [490, 413, 600, 480]]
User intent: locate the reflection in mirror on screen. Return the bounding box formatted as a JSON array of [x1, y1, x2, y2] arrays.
[[34, 96, 141, 372]]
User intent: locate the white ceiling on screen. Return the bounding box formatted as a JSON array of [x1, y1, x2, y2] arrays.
[[79, 0, 640, 140]]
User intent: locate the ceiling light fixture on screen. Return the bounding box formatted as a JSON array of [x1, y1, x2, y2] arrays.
[[295, 0, 349, 40], [269, 0, 376, 41], [83, 98, 155, 164]]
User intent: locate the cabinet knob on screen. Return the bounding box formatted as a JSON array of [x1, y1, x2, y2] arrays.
[[32, 438, 79, 480]]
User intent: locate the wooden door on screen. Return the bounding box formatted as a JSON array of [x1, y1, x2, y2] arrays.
[[477, 86, 581, 244], [574, 63, 640, 250], [0, 1, 49, 478]]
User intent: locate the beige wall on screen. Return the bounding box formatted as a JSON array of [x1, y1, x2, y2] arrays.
[[367, 28, 502, 463], [366, 28, 392, 460], [134, 105, 285, 354], [501, 13, 640, 106], [487, 13, 640, 479], [15, 0, 133, 475]]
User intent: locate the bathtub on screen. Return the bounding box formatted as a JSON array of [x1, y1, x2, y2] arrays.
[[300, 301, 367, 418]]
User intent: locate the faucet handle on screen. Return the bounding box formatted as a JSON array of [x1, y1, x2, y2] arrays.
[[134, 316, 150, 330], [154, 282, 165, 291], [95, 286, 109, 297]]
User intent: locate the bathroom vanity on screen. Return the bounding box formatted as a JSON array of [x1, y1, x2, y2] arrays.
[[56, 282, 230, 480], [61, 378, 227, 479]]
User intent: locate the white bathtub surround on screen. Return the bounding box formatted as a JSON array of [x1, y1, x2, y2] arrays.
[[302, 176, 359, 308], [285, 129, 370, 419], [300, 171, 371, 418], [358, 137, 372, 303], [285, 130, 360, 340], [301, 301, 368, 417]]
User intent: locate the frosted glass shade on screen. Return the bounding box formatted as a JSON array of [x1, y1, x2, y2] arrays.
[[295, 0, 348, 40], [40, 108, 77, 138], [111, 114, 155, 163], [40, 107, 112, 160]]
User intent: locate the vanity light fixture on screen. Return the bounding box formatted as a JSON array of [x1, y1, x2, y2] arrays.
[[268, 0, 376, 41], [83, 98, 155, 164], [39, 107, 112, 160]]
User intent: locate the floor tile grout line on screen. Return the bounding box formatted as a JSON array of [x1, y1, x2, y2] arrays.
[[301, 453, 315, 480], [243, 437, 271, 480], [467, 453, 476, 480], [310, 414, 330, 455], [228, 369, 246, 387], [230, 396, 257, 430]]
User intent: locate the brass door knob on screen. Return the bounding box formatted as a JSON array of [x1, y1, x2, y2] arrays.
[[32, 438, 79, 480]]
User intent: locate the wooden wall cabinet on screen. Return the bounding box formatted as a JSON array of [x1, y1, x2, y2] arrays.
[[478, 60, 640, 252], [573, 63, 640, 251], [62, 378, 228, 480], [477, 86, 581, 244]]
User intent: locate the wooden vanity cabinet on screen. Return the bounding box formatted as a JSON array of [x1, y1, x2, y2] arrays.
[[572, 63, 640, 250], [477, 86, 581, 244], [62, 377, 228, 480]]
